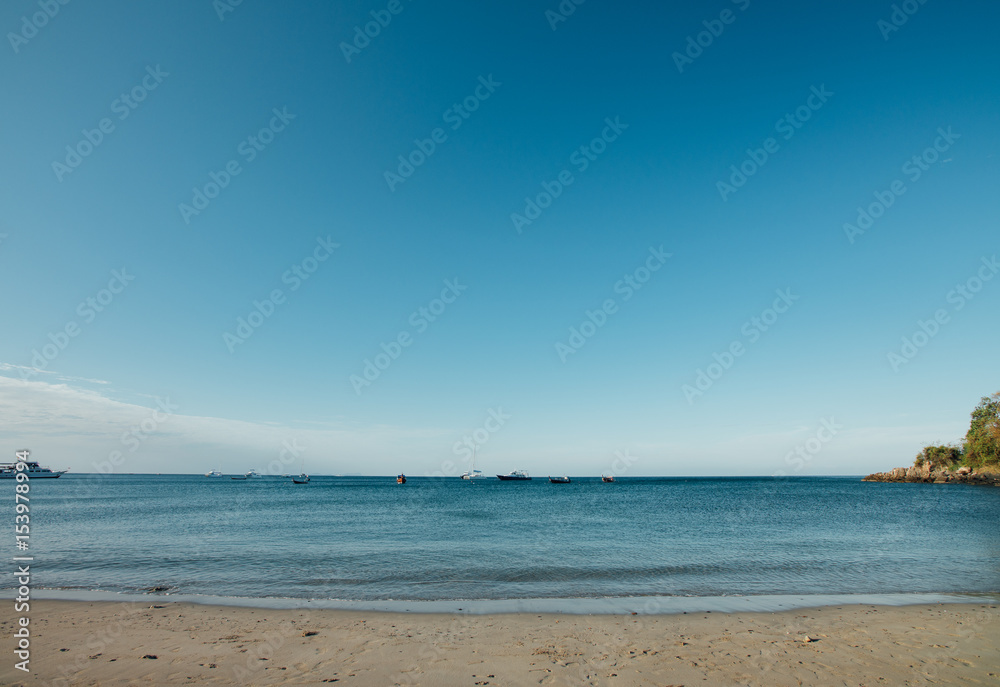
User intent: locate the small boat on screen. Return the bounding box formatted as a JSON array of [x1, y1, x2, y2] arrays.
[[291, 456, 309, 484], [245, 469, 262, 478], [205, 469, 223, 478], [230, 475, 247, 481], [549, 476, 571, 484], [461, 446, 485, 479], [602, 475, 615, 483], [397, 474, 406, 484], [497, 470, 531, 481], [0, 459, 66, 479]]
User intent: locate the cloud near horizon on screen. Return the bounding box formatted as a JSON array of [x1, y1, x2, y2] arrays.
[[1, 366, 964, 477], [0, 368, 456, 476]]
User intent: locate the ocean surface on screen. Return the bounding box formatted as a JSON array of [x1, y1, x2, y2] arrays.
[[8, 475, 1000, 603]]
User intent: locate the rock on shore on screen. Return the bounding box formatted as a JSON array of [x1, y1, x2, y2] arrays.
[[864, 462, 999, 485]]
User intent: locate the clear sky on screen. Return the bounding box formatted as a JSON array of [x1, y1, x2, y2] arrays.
[[2, 0, 998, 477]]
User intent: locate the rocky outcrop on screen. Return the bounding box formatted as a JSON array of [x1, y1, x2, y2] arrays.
[[864, 462, 1000, 485]]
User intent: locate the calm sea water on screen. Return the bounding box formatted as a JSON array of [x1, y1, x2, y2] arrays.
[[8, 475, 1000, 601]]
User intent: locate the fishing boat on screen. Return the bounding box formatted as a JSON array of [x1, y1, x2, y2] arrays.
[[205, 469, 223, 478], [231, 469, 260, 481], [0, 459, 66, 479], [601, 475, 615, 483], [548, 476, 571, 484], [497, 470, 531, 481], [460, 446, 484, 479], [397, 474, 406, 484], [291, 455, 309, 483]]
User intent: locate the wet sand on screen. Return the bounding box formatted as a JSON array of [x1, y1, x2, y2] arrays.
[[1, 600, 997, 686]]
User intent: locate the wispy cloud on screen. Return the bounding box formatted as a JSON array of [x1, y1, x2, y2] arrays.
[[0, 362, 55, 376], [0, 370, 451, 475]]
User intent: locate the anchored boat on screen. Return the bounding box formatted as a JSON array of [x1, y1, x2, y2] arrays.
[[497, 470, 531, 481], [460, 446, 484, 479], [0, 460, 66, 479]]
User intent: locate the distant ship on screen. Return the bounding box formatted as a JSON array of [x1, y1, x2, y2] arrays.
[[205, 469, 223, 478], [292, 473, 310, 484], [0, 460, 66, 479], [231, 469, 262, 481], [602, 475, 615, 483], [497, 470, 531, 481], [397, 474, 406, 484], [461, 447, 485, 480], [549, 476, 571, 483]]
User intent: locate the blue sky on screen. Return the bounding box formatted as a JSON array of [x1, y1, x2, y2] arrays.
[[2, 0, 998, 476]]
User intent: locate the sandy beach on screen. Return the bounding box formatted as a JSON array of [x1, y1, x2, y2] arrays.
[[1, 601, 997, 686]]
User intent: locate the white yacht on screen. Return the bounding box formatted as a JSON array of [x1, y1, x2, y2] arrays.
[[0, 460, 66, 479], [460, 447, 485, 479]]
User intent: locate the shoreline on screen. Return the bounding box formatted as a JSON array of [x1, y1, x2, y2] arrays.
[[17, 588, 999, 614], [4, 599, 997, 685]]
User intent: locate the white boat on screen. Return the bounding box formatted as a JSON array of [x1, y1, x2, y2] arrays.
[[205, 469, 223, 478], [0, 459, 66, 479], [232, 469, 261, 481], [461, 446, 485, 479]]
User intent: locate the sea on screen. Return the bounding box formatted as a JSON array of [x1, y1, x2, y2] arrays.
[[7, 475, 1000, 611]]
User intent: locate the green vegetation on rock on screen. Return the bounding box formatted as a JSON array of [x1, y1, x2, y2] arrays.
[[913, 445, 963, 468], [963, 392, 1000, 467], [915, 392, 1000, 469]]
